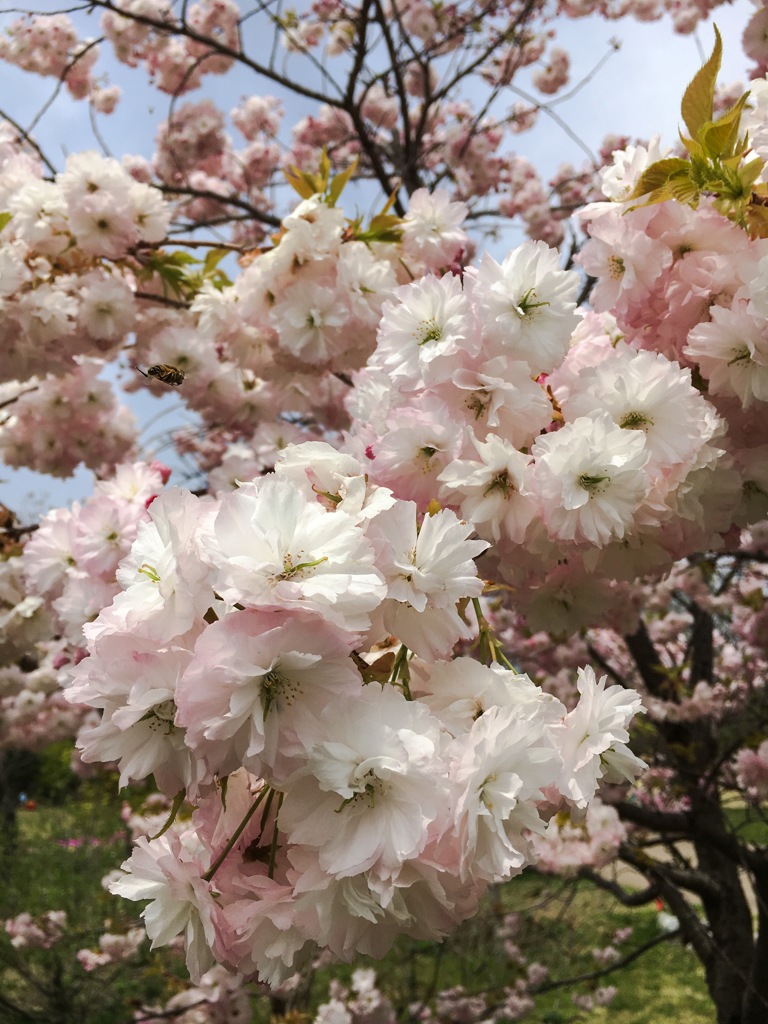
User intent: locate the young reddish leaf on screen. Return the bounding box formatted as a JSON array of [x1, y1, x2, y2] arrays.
[[745, 201, 768, 238]]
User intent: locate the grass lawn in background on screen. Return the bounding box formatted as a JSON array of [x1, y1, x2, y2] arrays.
[[322, 871, 714, 1024], [1, 788, 715, 1024], [0, 791, 189, 1024]]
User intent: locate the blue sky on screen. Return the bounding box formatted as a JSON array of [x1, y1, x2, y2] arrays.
[[0, 0, 751, 179], [0, 0, 756, 518]]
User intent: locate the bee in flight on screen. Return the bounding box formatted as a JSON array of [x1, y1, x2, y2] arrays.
[[135, 364, 185, 386]]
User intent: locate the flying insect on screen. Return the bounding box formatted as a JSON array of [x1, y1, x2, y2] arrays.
[[135, 364, 186, 386]]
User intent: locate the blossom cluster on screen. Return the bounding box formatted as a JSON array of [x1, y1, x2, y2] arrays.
[[22, 460, 170, 647], [150, 96, 281, 242], [7, 16, 768, 1006], [101, 0, 240, 92], [52, 441, 646, 984], [201, 187, 467, 375], [0, 461, 177, 753], [347, 216, 767, 634], [12, 129, 768, 990], [0, 649, 90, 753], [0, 364, 137, 478], [487, 546, 768, 825], [0, 135, 177, 472], [0, 139, 168, 380], [119, 185, 469, 463], [735, 739, 768, 801], [529, 798, 628, 875], [0, 1, 240, 108], [139, 965, 253, 1024], [0, 552, 51, 666], [0, 102, 474, 476], [5, 910, 67, 949], [313, 968, 395, 1024], [0, 13, 112, 109], [76, 925, 145, 972]]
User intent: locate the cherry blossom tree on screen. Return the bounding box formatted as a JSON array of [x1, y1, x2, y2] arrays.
[[2, 2, 768, 1023]]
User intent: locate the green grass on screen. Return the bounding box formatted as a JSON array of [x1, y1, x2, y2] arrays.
[[3, 800, 124, 928], [0, 793, 190, 1024], [723, 804, 768, 845], [0, 791, 716, 1024], [306, 873, 714, 1024]]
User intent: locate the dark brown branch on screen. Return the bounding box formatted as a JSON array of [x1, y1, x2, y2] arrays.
[[134, 238, 245, 252], [745, 864, 768, 1022], [156, 183, 282, 227], [0, 387, 39, 411], [134, 290, 191, 309], [612, 799, 689, 835], [688, 604, 714, 685], [24, 36, 102, 138], [0, 109, 57, 176], [371, 0, 415, 190], [87, 0, 340, 107], [577, 866, 660, 906], [619, 845, 720, 901], [586, 642, 626, 687], [534, 928, 681, 993], [623, 618, 673, 697]]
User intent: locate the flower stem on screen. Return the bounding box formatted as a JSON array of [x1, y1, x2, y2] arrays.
[[203, 784, 272, 882], [472, 597, 516, 671], [389, 644, 413, 699]]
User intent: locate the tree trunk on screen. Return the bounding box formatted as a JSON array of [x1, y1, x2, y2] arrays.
[[743, 864, 768, 1024], [690, 797, 755, 1024]]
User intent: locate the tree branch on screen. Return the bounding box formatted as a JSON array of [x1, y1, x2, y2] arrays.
[[155, 184, 281, 227], [534, 929, 681, 993], [87, 0, 341, 107], [623, 618, 673, 697], [577, 866, 660, 906]]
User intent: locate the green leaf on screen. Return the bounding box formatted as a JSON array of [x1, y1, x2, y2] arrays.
[[0, 211, 11, 232], [162, 250, 201, 266], [687, 153, 712, 187], [138, 250, 204, 300], [203, 247, 229, 274], [666, 174, 701, 206], [354, 212, 404, 244], [703, 176, 728, 193], [679, 130, 705, 160], [327, 156, 358, 206], [377, 186, 400, 218], [626, 181, 687, 213], [699, 91, 751, 159], [740, 156, 766, 191], [149, 789, 187, 840], [201, 247, 233, 288], [626, 157, 692, 201], [681, 24, 722, 140], [370, 213, 403, 232], [318, 148, 331, 189], [284, 163, 320, 200], [722, 150, 748, 173]]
